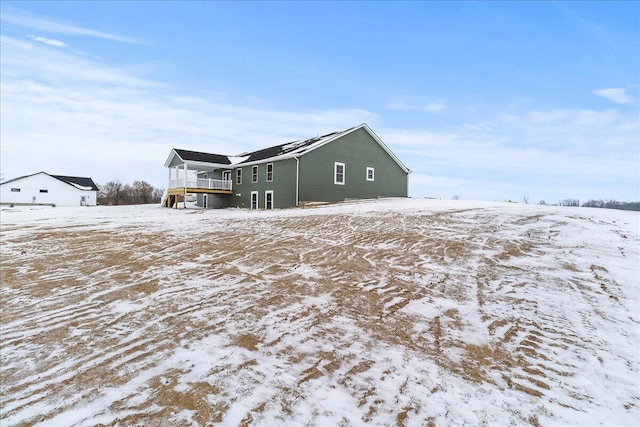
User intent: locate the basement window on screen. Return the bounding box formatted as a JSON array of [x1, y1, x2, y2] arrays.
[[366, 167, 375, 181], [334, 162, 345, 185], [40, 189, 48, 193], [11, 188, 20, 192]]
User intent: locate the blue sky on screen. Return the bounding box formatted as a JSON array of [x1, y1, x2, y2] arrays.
[[1, 1, 638, 203]]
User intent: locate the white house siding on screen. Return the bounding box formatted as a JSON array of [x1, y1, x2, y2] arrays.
[[0, 173, 97, 206]]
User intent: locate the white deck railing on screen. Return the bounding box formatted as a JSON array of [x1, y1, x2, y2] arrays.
[[169, 179, 232, 191]]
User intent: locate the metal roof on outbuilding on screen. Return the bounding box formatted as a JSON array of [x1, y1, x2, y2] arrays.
[[1, 172, 99, 191], [51, 175, 99, 191]]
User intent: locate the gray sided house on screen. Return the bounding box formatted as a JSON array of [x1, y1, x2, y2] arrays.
[[163, 123, 409, 209]]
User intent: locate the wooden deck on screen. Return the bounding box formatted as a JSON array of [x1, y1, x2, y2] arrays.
[[163, 187, 233, 208]]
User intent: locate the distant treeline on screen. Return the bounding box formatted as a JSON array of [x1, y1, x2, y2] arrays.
[[538, 199, 638, 211], [580, 199, 640, 211], [98, 180, 164, 205]]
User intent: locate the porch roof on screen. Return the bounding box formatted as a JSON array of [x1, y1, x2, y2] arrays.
[[164, 148, 232, 169]]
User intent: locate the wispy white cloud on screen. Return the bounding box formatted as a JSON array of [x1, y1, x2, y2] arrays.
[[1, 35, 162, 88], [28, 35, 68, 48], [463, 122, 492, 131], [527, 110, 570, 123], [1, 8, 144, 44], [593, 88, 635, 104], [0, 34, 376, 188], [1, 8, 637, 204], [387, 101, 447, 113], [380, 101, 639, 201]]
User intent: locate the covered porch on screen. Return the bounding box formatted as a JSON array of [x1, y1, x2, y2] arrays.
[[164, 148, 233, 208]]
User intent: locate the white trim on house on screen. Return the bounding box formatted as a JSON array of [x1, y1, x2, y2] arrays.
[[265, 190, 273, 209], [366, 167, 375, 181], [252, 165, 259, 183], [251, 191, 258, 210], [236, 169, 242, 185], [266, 163, 273, 182], [334, 162, 345, 185], [163, 149, 233, 170]]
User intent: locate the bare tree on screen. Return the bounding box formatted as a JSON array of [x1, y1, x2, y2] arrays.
[[99, 180, 165, 205], [539, 200, 546, 205], [120, 184, 134, 205], [102, 180, 122, 206], [523, 196, 529, 204], [559, 199, 580, 207], [152, 188, 164, 204], [133, 180, 155, 204]]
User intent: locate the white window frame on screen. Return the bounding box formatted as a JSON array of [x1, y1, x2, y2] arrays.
[[334, 162, 345, 185], [366, 167, 375, 182], [251, 191, 258, 210], [266, 163, 273, 182], [265, 190, 273, 209], [252, 165, 258, 183], [222, 170, 231, 181], [236, 168, 242, 185]]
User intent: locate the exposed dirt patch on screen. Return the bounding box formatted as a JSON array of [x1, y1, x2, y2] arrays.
[[1, 204, 638, 426]]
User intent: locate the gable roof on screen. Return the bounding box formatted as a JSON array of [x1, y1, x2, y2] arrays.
[[167, 124, 410, 173], [0, 172, 98, 191], [173, 149, 231, 165]]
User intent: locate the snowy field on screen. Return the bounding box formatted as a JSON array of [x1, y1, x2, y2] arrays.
[[1, 199, 639, 426]]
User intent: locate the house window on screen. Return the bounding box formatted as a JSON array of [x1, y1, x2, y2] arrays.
[[266, 163, 273, 182], [366, 167, 375, 181], [334, 162, 345, 185], [236, 168, 242, 185], [265, 190, 273, 209], [40, 189, 48, 193], [252, 166, 258, 183], [11, 188, 20, 192], [251, 191, 258, 209], [222, 170, 231, 181]]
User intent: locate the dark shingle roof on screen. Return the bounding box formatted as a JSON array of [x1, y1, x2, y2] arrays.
[[1, 172, 98, 191], [51, 175, 99, 191], [170, 126, 369, 167], [238, 131, 342, 164], [174, 149, 231, 165]]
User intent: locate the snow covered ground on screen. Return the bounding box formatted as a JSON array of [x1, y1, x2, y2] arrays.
[[1, 199, 638, 426]]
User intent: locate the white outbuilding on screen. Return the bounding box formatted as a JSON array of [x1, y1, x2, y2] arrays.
[[0, 172, 99, 207]]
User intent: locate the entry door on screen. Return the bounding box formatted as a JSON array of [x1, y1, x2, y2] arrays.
[[222, 170, 231, 181], [251, 191, 258, 210], [80, 196, 87, 206], [265, 191, 273, 210], [203, 194, 208, 208]]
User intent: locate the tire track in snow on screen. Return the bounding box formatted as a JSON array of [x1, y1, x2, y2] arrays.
[[1, 204, 638, 426]]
